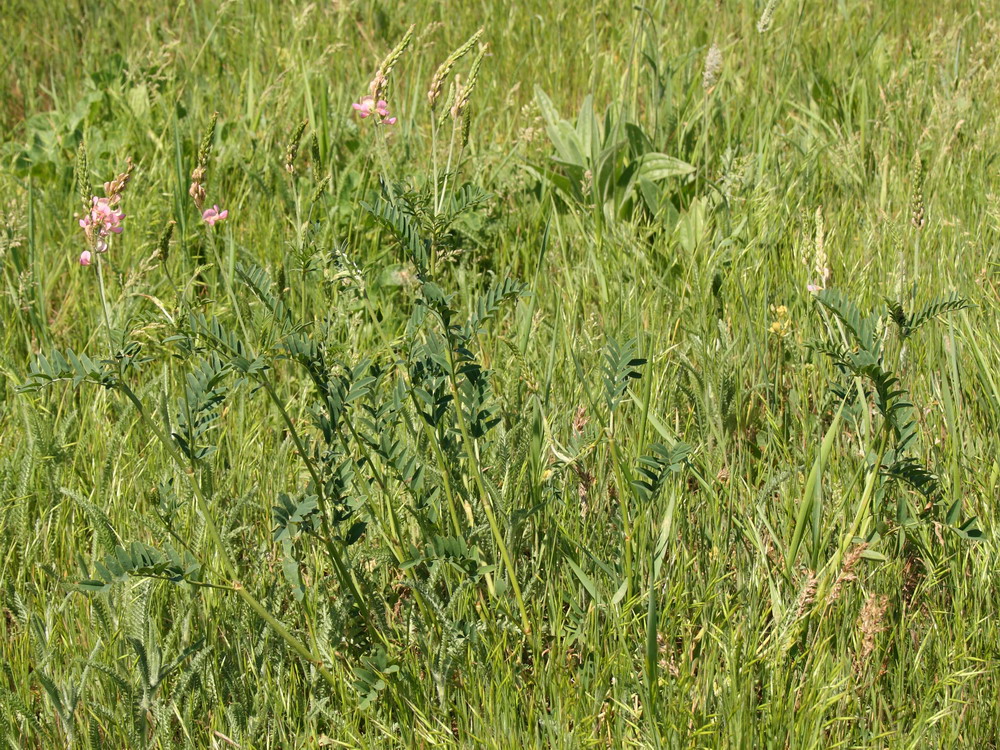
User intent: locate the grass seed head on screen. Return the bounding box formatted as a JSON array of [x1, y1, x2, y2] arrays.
[[285, 119, 308, 174], [911, 154, 926, 230], [757, 0, 779, 33], [857, 593, 889, 664], [428, 28, 484, 110], [702, 43, 723, 90]]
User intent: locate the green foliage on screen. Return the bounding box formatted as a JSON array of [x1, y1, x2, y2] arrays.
[[887, 293, 971, 340], [2, 1, 999, 747], [531, 86, 694, 223], [811, 288, 980, 549], [602, 336, 646, 414], [77, 542, 202, 592]]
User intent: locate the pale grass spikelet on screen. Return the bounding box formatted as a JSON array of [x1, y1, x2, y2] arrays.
[[702, 44, 723, 90], [757, 0, 779, 33], [794, 570, 818, 618], [428, 28, 484, 110], [814, 206, 827, 279], [448, 75, 463, 122], [910, 154, 926, 230], [0, 198, 25, 262], [807, 205, 830, 292], [310, 133, 322, 182], [285, 120, 308, 174], [780, 569, 818, 653]]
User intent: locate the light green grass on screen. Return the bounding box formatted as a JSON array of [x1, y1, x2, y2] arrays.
[[2, 0, 999, 747]]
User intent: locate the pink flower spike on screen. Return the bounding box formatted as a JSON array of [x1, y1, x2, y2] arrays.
[[79, 250, 92, 266], [375, 100, 389, 117], [202, 205, 229, 227]]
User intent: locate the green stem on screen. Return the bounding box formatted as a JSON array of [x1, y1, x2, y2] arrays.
[[95, 254, 114, 352], [608, 422, 633, 599], [819, 427, 888, 600]]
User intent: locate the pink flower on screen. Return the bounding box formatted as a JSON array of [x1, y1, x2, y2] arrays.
[[78, 194, 125, 260], [807, 284, 823, 293], [352, 96, 397, 125], [202, 205, 229, 226], [352, 96, 376, 118]]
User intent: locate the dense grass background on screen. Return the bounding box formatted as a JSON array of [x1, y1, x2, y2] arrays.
[[2, 0, 1000, 746]]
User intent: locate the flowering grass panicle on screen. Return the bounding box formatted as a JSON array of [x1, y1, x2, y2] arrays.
[[757, 0, 779, 33], [702, 43, 722, 90], [807, 206, 830, 292]]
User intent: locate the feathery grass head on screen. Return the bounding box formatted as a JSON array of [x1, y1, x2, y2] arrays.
[[757, 0, 779, 33], [702, 43, 723, 90]]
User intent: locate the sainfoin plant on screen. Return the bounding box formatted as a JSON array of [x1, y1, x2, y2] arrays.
[[15, 25, 563, 741]]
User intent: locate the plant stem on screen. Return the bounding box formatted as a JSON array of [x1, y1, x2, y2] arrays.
[[95, 254, 114, 352]]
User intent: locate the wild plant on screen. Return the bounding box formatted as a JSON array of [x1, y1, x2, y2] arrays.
[[797, 288, 980, 590], [529, 87, 695, 234]]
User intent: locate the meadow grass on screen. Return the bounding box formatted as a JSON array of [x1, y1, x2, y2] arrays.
[[2, 0, 999, 747]]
